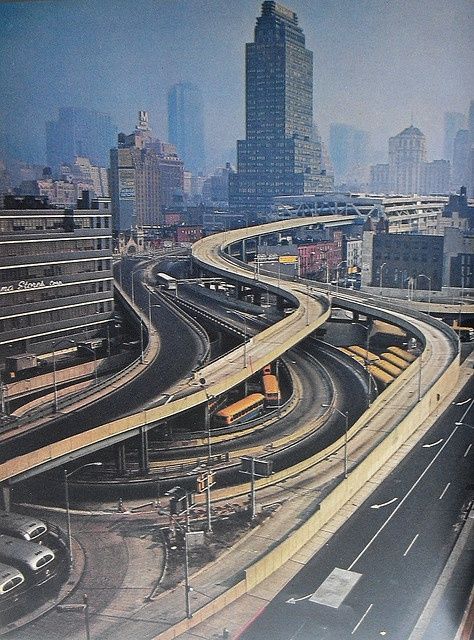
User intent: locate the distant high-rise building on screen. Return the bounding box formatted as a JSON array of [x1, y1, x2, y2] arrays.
[[420, 159, 451, 195], [388, 126, 426, 194], [329, 124, 369, 183], [369, 164, 389, 194], [46, 107, 117, 173], [229, 1, 332, 221], [110, 112, 183, 230], [452, 129, 470, 191], [443, 112, 465, 162], [167, 82, 205, 174]]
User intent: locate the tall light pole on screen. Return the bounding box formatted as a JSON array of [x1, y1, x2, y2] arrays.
[[321, 404, 349, 478], [417, 273, 432, 314], [336, 260, 347, 296], [130, 269, 135, 305], [352, 321, 373, 406], [226, 310, 248, 368], [64, 463, 103, 565], [379, 262, 387, 292]]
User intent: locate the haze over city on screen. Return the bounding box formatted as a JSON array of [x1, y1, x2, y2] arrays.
[[1, 0, 473, 167]]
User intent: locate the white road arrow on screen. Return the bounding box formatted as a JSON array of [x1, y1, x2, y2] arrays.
[[422, 438, 443, 448], [286, 593, 313, 605], [370, 497, 398, 509]]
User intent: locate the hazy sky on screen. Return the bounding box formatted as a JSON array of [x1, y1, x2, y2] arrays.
[[1, 0, 473, 167]]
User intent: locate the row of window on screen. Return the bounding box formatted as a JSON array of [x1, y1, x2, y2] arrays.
[[0, 216, 110, 233], [0, 300, 113, 333], [1, 280, 113, 307], [0, 260, 112, 283], [0, 238, 111, 257]]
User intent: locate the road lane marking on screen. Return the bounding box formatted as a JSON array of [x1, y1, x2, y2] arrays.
[[439, 482, 451, 500], [464, 444, 472, 458], [352, 603, 373, 635], [370, 497, 398, 509], [422, 438, 443, 448], [347, 402, 473, 572], [403, 533, 419, 557]]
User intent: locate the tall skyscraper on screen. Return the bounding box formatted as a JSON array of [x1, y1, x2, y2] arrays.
[[329, 124, 369, 184], [229, 1, 332, 221], [110, 112, 183, 231], [46, 107, 117, 173], [443, 112, 465, 162], [167, 82, 205, 174], [452, 129, 470, 190], [388, 126, 426, 194]]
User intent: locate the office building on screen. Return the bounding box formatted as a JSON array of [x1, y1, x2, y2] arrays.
[[420, 159, 451, 195], [229, 1, 332, 221], [388, 126, 426, 194], [46, 107, 116, 173], [329, 124, 369, 184], [452, 129, 470, 190], [369, 164, 389, 194], [0, 196, 113, 356], [443, 112, 465, 162], [110, 112, 184, 230], [168, 82, 205, 174]]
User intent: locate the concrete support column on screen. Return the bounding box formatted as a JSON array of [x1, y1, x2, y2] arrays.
[[276, 296, 286, 312], [237, 284, 246, 300], [252, 289, 262, 306], [353, 310, 360, 322], [138, 427, 149, 475], [1, 484, 11, 512], [115, 444, 128, 476]]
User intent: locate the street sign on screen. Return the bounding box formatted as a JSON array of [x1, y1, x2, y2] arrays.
[[279, 255, 298, 264], [240, 456, 273, 477]]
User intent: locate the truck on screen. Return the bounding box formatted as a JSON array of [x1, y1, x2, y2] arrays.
[[4, 354, 38, 380]]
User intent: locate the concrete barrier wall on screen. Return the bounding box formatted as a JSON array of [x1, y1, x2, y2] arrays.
[[151, 354, 460, 639]]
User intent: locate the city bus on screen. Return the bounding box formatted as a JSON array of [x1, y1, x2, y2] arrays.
[[367, 365, 395, 387], [347, 345, 380, 363], [213, 393, 265, 427], [262, 374, 280, 408], [381, 352, 410, 370], [0, 535, 58, 587], [375, 359, 403, 378], [0, 511, 48, 543], [386, 346, 417, 363], [338, 347, 366, 365], [0, 562, 25, 612], [156, 272, 177, 290]]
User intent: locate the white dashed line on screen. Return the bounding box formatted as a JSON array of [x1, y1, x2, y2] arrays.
[[352, 603, 373, 635], [403, 533, 419, 557], [439, 482, 451, 500]]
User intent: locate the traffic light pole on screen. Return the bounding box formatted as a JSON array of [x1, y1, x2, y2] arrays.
[[250, 457, 256, 520], [206, 478, 212, 533]]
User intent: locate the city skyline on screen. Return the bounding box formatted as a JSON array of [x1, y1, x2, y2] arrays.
[[1, 0, 472, 169]]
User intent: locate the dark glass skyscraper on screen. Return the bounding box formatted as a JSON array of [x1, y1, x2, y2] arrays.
[[167, 82, 205, 174], [46, 107, 117, 174], [229, 1, 332, 221]]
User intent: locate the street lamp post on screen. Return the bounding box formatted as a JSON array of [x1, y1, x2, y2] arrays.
[[57, 593, 91, 640], [351, 321, 373, 406], [322, 404, 349, 478], [335, 260, 347, 296], [64, 463, 103, 565], [379, 262, 387, 292], [226, 310, 248, 368], [417, 273, 432, 314]]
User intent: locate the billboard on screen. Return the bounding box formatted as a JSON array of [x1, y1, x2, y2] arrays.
[[119, 168, 135, 199]]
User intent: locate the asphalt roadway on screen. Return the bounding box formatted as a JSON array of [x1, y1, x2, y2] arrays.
[[237, 377, 474, 640], [0, 260, 207, 463]]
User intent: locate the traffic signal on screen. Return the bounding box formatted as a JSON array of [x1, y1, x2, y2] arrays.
[[197, 474, 206, 493]]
